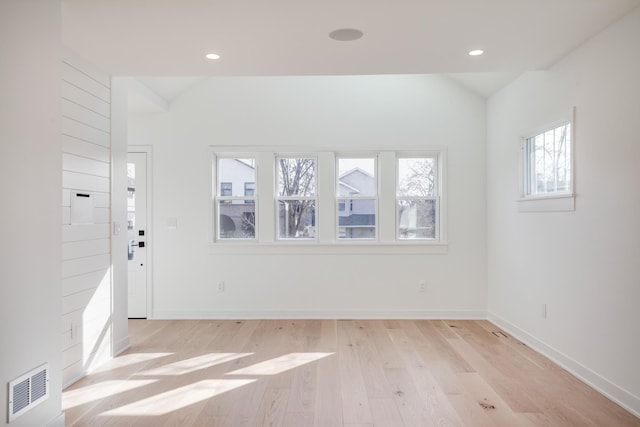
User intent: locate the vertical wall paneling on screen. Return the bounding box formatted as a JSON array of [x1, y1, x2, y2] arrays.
[[61, 50, 112, 386]]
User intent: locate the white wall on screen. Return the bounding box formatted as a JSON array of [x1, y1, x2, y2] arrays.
[[0, 1, 64, 426], [111, 78, 132, 357], [487, 7, 640, 415], [129, 74, 487, 318]]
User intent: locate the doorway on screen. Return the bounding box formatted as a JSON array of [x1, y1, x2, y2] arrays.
[[127, 150, 151, 318]]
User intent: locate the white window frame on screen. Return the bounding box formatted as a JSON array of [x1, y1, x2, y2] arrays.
[[518, 108, 575, 212], [336, 155, 378, 241], [209, 146, 447, 254], [396, 153, 440, 241], [213, 155, 258, 241], [276, 155, 318, 241]]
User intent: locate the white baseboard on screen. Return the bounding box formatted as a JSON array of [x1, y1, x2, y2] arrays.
[[45, 412, 65, 427], [152, 309, 487, 320], [488, 312, 640, 418], [114, 336, 131, 357]]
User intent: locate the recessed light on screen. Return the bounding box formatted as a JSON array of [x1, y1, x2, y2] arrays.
[[329, 28, 364, 42], [468, 49, 484, 56], [205, 53, 221, 60]]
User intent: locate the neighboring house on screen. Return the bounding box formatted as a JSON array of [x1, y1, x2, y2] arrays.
[[218, 159, 256, 238], [338, 168, 376, 238], [219, 164, 434, 239]]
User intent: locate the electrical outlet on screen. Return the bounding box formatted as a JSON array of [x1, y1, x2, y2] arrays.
[[218, 281, 225, 293], [419, 280, 426, 292]]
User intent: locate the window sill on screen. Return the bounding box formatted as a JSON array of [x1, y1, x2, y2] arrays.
[[518, 193, 575, 213], [209, 241, 448, 255]]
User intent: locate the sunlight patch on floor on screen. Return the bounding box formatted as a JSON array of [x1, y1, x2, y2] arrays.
[[100, 379, 255, 416], [89, 352, 173, 374], [63, 380, 157, 409], [137, 352, 253, 376], [226, 352, 334, 376]]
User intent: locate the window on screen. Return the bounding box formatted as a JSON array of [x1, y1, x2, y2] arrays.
[[277, 157, 317, 240], [337, 157, 377, 240], [220, 182, 232, 197], [215, 158, 256, 240], [211, 148, 446, 249], [244, 182, 255, 197], [244, 182, 255, 204], [523, 122, 572, 197], [397, 157, 438, 239]]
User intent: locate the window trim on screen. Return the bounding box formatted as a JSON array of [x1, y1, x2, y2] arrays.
[[210, 146, 448, 251], [336, 155, 379, 241], [213, 155, 258, 241], [276, 155, 318, 241], [396, 153, 441, 241], [518, 108, 575, 212]]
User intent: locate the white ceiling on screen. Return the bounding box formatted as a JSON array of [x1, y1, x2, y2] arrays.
[[62, 0, 639, 102]]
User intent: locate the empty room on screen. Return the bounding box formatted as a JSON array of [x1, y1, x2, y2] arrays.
[[1, 1, 639, 426]]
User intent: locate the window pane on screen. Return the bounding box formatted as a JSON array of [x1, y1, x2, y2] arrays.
[[338, 158, 376, 196], [338, 198, 376, 239], [218, 201, 255, 239], [398, 158, 435, 197], [278, 200, 316, 238], [398, 199, 436, 239], [219, 158, 255, 197], [244, 182, 255, 196], [278, 158, 316, 196], [526, 123, 571, 196], [127, 163, 135, 230], [220, 182, 232, 196]]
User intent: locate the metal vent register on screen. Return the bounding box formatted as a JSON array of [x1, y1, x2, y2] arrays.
[[8, 364, 49, 423]]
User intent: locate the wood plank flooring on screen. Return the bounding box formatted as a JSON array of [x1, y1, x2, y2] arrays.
[[63, 320, 640, 426]]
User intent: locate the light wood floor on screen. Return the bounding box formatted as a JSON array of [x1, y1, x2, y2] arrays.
[[63, 319, 639, 426]]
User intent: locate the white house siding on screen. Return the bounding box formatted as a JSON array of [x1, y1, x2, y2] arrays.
[[61, 50, 112, 386]]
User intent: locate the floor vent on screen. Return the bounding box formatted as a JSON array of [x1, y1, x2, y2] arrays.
[[8, 363, 49, 423]]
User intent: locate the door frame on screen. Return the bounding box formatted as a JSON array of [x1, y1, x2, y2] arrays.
[[128, 145, 153, 318]]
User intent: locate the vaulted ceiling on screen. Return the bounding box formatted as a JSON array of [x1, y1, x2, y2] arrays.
[[62, 0, 640, 99]]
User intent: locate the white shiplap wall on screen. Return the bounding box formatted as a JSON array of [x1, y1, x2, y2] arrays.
[[61, 51, 112, 386]]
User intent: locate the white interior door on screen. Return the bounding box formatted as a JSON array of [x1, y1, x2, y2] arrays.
[[127, 152, 148, 318]]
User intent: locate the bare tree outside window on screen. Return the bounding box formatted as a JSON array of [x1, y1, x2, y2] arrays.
[[525, 123, 571, 196], [398, 158, 435, 197], [397, 157, 437, 239], [278, 158, 317, 239]]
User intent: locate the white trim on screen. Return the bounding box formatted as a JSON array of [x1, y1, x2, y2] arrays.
[[153, 309, 486, 320], [208, 242, 448, 255], [212, 154, 259, 242], [209, 146, 447, 247], [336, 155, 379, 241], [488, 312, 640, 418], [396, 153, 442, 241], [113, 336, 131, 357], [275, 155, 319, 241], [518, 193, 575, 212], [519, 108, 576, 211], [44, 412, 66, 427]]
